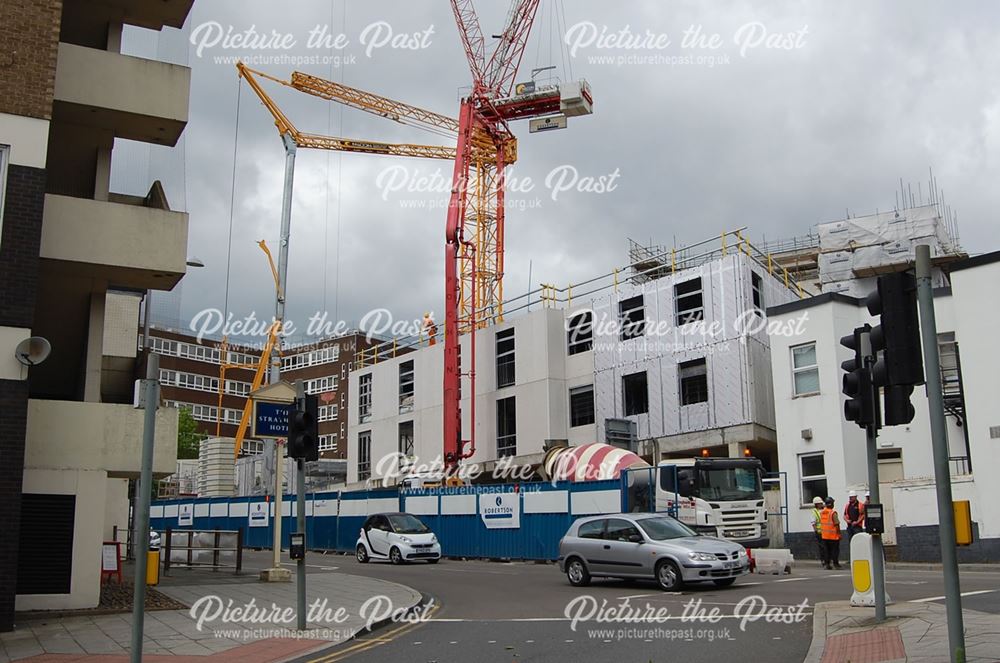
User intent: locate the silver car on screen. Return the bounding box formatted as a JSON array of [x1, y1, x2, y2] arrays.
[[558, 513, 749, 590]]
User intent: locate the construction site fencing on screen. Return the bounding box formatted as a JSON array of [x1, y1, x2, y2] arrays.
[[149, 480, 623, 561]]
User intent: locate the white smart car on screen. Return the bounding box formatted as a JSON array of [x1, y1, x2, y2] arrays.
[[356, 512, 441, 564]]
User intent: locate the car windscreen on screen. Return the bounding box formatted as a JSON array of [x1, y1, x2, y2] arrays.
[[387, 514, 430, 534], [636, 516, 697, 540]]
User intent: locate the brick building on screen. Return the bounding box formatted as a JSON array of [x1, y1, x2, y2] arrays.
[[0, 0, 195, 627], [147, 325, 380, 460]]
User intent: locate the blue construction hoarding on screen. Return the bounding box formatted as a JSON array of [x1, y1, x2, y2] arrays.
[[149, 479, 623, 561]]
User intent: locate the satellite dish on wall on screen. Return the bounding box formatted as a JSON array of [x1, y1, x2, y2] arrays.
[[15, 336, 51, 366]]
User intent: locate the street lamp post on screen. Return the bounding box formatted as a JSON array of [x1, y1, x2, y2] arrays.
[[130, 257, 203, 663]]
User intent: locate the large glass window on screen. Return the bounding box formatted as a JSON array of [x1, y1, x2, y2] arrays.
[[679, 358, 708, 405], [623, 371, 648, 416], [751, 271, 763, 315], [675, 277, 704, 325], [398, 420, 414, 457], [569, 385, 595, 427], [358, 373, 372, 423], [618, 295, 646, 341], [792, 343, 820, 396], [358, 431, 371, 480], [496, 328, 515, 388], [497, 396, 516, 457], [399, 360, 414, 413], [567, 310, 593, 355]]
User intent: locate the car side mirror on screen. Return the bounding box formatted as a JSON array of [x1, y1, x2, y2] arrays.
[[628, 533, 643, 543]]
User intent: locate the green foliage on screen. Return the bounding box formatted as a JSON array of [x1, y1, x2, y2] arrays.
[[177, 407, 205, 459]]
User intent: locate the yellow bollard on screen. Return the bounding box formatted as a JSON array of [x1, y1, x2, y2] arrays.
[[146, 549, 160, 586]]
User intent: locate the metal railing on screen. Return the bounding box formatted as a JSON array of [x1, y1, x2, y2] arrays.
[[949, 456, 971, 476], [161, 528, 244, 575]]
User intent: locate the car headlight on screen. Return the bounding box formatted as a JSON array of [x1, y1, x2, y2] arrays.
[[399, 536, 411, 544], [431, 534, 438, 543], [688, 552, 718, 562], [738, 548, 748, 557]]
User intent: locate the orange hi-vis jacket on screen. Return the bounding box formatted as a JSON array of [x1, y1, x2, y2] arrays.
[[821, 507, 841, 541]]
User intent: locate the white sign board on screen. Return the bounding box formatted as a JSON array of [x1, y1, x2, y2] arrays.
[[249, 502, 270, 528], [479, 492, 520, 529], [101, 543, 120, 572], [178, 503, 194, 526]]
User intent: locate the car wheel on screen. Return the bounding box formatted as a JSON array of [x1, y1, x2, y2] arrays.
[[390, 546, 404, 565], [427, 558, 439, 564], [566, 557, 591, 587], [356, 544, 369, 563], [655, 560, 683, 591], [713, 578, 736, 587]]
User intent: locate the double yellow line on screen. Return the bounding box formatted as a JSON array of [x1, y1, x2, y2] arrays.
[[306, 603, 439, 663]]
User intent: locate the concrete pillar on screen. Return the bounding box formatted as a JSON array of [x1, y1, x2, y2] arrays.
[[727, 441, 748, 458], [93, 144, 112, 202], [83, 289, 106, 402], [107, 21, 123, 53]]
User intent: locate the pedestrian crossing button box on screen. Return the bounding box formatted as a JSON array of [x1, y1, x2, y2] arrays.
[[290, 532, 305, 560], [865, 503, 884, 534]]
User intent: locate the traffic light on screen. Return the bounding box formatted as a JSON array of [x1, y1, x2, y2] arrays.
[[866, 272, 924, 388], [883, 384, 915, 426], [866, 272, 923, 425], [840, 324, 876, 428], [287, 394, 319, 461]]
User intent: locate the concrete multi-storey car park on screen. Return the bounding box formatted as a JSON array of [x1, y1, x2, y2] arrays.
[[347, 241, 803, 487], [768, 250, 1000, 562], [0, 0, 194, 627]]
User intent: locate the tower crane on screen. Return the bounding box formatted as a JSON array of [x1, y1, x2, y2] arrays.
[[234, 0, 592, 473]]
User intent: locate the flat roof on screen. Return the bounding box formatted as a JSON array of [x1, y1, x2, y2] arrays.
[[950, 250, 1000, 273]]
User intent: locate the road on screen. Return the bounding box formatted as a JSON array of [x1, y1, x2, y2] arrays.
[[217, 550, 1000, 663]]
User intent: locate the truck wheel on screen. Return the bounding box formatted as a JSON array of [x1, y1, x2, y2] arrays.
[[566, 558, 591, 587], [655, 560, 683, 591]]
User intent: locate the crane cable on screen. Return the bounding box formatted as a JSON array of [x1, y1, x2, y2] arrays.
[[224, 76, 243, 325]]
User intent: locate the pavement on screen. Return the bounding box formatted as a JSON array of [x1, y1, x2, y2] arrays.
[[0, 570, 422, 663], [805, 600, 1000, 663]]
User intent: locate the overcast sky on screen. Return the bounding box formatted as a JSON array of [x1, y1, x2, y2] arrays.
[[117, 1, 1000, 343]]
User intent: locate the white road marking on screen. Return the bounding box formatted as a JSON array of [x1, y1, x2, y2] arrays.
[[910, 589, 998, 603], [773, 577, 810, 583]]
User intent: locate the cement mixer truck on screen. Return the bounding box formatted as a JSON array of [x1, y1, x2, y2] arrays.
[[540, 443, 769, 548]]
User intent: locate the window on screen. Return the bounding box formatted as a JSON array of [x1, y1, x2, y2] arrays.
[[792, 343, 820, 396], [398, 421, 414, 457], [318, 404, 339, 422], [618, 295, 646, 341], [622, 371, 648, 416], [399, 360, 414, 413], [679, 358, 708, 405], [675, 277, 704, 325], [799, 453, 827, 506], [358, 373, 372, 423], [358, 431, 371, 480], [318, 434, 337, 452], [605, 518, 642, 542], [497, 396, 516, 457], [496, 328, 515, 388], [578, 519, 605, 539], [751, 271, 763, 315], [569, 385, 595, 427], [567, 310, 593, 355], [305, 375, 338, 394]]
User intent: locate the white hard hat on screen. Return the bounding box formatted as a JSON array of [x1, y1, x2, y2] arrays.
[[848, 490, 857, 498], [813, 496, 824, 505]]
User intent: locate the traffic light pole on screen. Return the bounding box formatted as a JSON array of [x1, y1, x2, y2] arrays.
[[860, 333, 887, 623], [916, 244, 965, 662], [295, 381, 307, 631]]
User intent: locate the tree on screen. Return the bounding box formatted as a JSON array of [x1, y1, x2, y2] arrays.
[[177, 407, 205, 459]]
